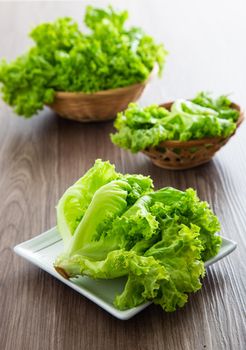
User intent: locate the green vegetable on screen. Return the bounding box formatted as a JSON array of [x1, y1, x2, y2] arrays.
[[54, 160, 221, 311], [0, 6, 167, 118], [111, 92, 239, 152], [192, 91, 239, 121]]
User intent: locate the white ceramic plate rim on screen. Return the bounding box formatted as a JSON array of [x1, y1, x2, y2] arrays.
[[14, 227, 237, 320]]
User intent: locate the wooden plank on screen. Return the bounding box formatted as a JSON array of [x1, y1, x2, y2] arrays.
[[0, 1, 245, 350]]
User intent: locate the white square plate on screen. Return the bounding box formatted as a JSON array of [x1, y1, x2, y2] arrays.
[[14, 227, 237, 320]]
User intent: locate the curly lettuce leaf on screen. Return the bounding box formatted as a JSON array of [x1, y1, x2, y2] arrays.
[[145, 224, 205, 311], [150, 188, 221, 261], [0, 54, 55, 117], [56, 160, 119, 247], [192, 91, 240, 122], [170, 99, 236, 140], [111, 103, 170, 152], [85, 5, 128, 32]]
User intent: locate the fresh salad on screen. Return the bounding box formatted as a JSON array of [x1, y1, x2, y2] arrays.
[[0, 6, 167, 118], [111, 92, 240, 153], [54, 159, 221, 311]]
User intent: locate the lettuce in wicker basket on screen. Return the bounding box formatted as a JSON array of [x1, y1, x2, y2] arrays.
[[111, 92, 240, 153], [0, 6, 167, 118], [54, 159, 221, 311]]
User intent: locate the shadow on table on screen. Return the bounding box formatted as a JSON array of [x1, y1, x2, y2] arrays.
[[10, 259, 228, 349]]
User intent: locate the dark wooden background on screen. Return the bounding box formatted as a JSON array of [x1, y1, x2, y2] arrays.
[[0, 1, 245, 349]]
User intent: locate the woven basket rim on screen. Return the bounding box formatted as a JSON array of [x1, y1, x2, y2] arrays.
[[54, 65, 157, 98], [151, 101, 244, 148]]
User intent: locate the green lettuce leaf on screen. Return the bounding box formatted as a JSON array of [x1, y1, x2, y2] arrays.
[[56, 160, 119, 247], [66, 179, 132, 259], [192, 91, 240, 121], [149, 188, 221, 261], [145, 224, 205, 311]]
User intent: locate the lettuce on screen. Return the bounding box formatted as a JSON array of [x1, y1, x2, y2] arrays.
[[54, 160, 221, 311], [192, 92, 239, 121], [0, 6, 167, 118], [56, 160, 119, 247], [111, 92, 239, 152]]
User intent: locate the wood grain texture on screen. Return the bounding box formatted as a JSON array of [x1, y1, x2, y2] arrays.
[[0, 1, 246, 350]]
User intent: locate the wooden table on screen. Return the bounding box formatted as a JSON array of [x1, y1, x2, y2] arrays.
[[1, 1, 245, 349]]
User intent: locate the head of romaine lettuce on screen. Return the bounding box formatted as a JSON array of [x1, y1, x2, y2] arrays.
[[55, 160, 221, 311]]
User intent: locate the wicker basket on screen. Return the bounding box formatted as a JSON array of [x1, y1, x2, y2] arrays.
[[142, 102, 244, 170], [47, 68, 156, 122]]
